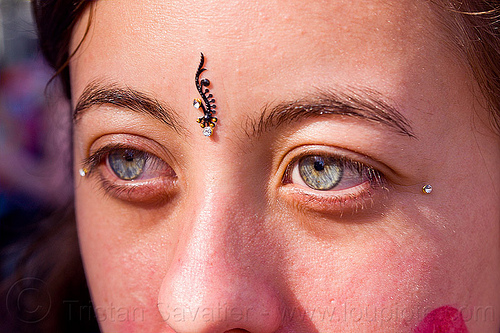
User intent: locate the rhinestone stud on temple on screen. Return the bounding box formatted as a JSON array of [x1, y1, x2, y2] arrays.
[[194, 53, 218, 137], [422, 184, 433, 194]]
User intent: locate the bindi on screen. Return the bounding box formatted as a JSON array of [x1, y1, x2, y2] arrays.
[[193, 53, 218, 137]]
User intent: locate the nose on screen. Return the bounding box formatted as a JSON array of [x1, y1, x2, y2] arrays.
[[157, 187, 282, 333]]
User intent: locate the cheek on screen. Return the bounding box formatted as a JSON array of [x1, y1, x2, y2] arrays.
[[283, 229, 444, 331], [75, 191, 174, 331]]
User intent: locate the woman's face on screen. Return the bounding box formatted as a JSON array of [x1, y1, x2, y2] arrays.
[[70, 0, 500, 332]]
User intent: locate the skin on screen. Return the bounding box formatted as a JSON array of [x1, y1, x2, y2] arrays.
[[69, 0, 500, 332]]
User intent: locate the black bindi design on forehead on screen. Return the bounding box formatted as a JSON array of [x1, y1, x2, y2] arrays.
[[193, 53, 218, 137]]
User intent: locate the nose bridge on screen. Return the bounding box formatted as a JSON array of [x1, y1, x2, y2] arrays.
[[186, 173, 264, 266], [179, 148, 273, 267], [158, 172, 282, 332], [175, 190, 248, 287]]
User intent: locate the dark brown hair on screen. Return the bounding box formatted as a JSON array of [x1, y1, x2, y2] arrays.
[[0, 206, 99, 332], [31, 0, 94, 100], [0, 2, 97, 331], [433, 0, 500, 132]]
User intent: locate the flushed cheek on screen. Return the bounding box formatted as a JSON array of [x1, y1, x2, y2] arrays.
[[84, 249, 171, 331], [285, 235, 442, 331], [77, 219, 172, 330]]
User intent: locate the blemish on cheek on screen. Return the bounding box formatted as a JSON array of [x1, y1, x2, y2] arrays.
[[414, 306, 469, 333]]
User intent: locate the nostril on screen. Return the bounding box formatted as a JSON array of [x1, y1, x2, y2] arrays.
[[224, 330, 250, 333]]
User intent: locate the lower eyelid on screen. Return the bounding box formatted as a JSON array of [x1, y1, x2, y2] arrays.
[[278, 180, 384, 216], [283, 177, 373, 200], [98, 176, 178, 203]]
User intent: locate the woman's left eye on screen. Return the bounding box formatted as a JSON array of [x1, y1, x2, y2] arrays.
[[287, 154, 380, 192], [296, 155, 344, 190]]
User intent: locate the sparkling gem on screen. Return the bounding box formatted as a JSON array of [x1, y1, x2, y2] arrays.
[[422, 184, 433, 194], [79, 168, 87, 177], [193, 99, 202, 109], [203, 127, 213, 136]]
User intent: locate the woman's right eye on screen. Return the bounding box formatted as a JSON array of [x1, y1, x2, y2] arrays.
[[108, 149, 149, 180], [82, 145, 177, 202], [103, 147, 175, 181]]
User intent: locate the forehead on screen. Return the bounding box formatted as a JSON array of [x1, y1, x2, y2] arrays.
[[70, 0, 443, 90], [69, 0, 468, 144]]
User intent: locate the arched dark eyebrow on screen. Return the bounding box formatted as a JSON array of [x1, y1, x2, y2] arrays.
[[247, 88, 416, 138], [73, 80, 185, 133], [74, 81, 415, 139]]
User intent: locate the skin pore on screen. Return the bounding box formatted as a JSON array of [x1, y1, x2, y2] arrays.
[[69, 0, 500, 332]]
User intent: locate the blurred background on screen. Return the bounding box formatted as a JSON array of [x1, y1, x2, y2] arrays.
[[0, 0, 72, 273], [0, 3, 99, 331]]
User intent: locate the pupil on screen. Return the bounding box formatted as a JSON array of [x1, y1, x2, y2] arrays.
[[124, 151, 134, 162], [314, 160, 325, 171]]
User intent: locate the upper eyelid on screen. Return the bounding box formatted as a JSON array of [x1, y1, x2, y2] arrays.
[[281, 146, 377, 172], [83, 144, 133, 168], [277, 144, 397, 181]]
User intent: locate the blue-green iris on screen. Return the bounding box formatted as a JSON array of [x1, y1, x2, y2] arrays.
[[299, 155, 343, 190], [108, 149, 146, 180]]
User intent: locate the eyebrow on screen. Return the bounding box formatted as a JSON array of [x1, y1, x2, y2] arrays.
[[73, 80, 184, 133], [74, 81, 415, 139], [247, 87, 416, 138]]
